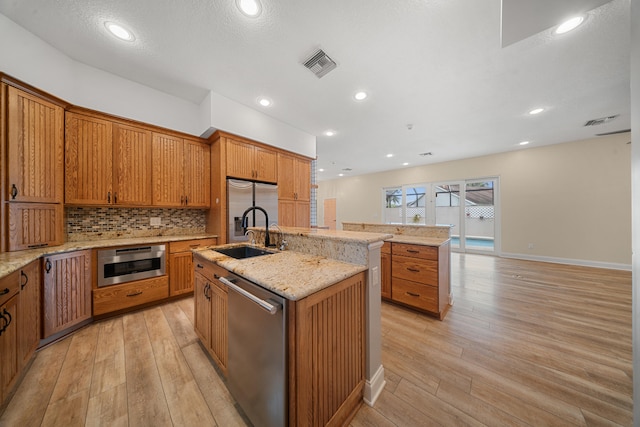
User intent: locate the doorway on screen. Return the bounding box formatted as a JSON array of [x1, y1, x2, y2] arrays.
[[324, 198, 336, 229]]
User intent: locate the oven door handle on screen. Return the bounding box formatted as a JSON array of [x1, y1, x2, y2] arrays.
[[219, 276, 279, 315]]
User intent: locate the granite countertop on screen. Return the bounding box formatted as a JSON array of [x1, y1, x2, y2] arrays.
[[258, 226, 393, 244], [0, 234, 217, 279], [194, 244, 367, 301], [385, 235, 450, 246]]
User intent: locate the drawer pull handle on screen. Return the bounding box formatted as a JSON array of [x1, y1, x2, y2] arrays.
[[44, 259, 52, 273], [406, 292, 420, 297], [126, 291, 143, 297], [0, 288, 9, 296], [10, 184, 18, 199], [407, 249, 420, 253], [196, 264, 204, 269], [20, 271, 28, 290], [407, 268, 420, 273], [189, 244, 199, 248], [27, 243, 49, 249]]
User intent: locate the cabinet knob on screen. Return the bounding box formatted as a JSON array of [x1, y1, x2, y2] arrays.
[[44, 259, 52, 273], [10, 184, 18, 199], [107, 192, 111, 203]]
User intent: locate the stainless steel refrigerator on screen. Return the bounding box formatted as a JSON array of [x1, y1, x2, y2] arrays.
[[227, 179, 278, 243]]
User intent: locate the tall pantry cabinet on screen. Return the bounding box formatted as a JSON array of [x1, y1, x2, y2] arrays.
[[1, 78, 66, 252]]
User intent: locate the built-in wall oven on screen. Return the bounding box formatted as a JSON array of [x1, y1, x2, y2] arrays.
[[97, 244, 166, 287]]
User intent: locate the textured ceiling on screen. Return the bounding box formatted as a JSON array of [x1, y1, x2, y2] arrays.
[[0, 0, 630, 180]]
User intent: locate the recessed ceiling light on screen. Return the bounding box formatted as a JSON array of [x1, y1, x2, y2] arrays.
[[555, 16, 584, 34], [354, 91, 368, 101], [324, 130, 335, 137], [236, 0, 262, 17], [318, 168, 325, 172], [386, 154, 393, 158], [402, 162, 409, 166], [529, 108, 544, 115], [105, 22, 135, 41], [257, 97, 272, 107], [519, 141, 530, 146], [338, 173, 344, 177]]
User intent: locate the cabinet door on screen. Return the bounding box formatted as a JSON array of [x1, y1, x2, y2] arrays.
[[113, 124, 152, 205], [65, 112, 113, 205], [184, 139, 211, 207], [294, 158, 311, 201], [278, 200, 296, 227], [380, 252, 392, 299], [209, 281, 228, 371], [152, 132, 184, 207], [226, 139, 254, 180], [0, 294, 19, 402], [17, 260, 40, 369], [254, 146, 277, 183], [7, 203, 64, 251], [169, 252, 194, 296], [42, 250, 92, 338], [7, 86, 64, 203], [277, 153, 296, 199], [194, 273, 211, 348], [295, 202, 310, 228]]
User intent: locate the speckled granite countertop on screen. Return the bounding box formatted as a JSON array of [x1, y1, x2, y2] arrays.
[[385, 235, 450, 246], [194, 244, 367, 301], [0, 234, 217, 279]]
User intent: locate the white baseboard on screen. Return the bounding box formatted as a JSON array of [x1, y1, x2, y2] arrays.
[[500, 252, 631, 271], [363, 364, 386, 406]]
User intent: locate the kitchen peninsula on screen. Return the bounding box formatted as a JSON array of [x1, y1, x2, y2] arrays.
[[192, 227, 391, 426]]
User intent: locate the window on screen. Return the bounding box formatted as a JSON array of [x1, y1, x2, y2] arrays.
[[382, 185, 426, 225]]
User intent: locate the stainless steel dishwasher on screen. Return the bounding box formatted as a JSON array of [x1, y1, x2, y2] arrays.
[[218, 272, 287, 427]]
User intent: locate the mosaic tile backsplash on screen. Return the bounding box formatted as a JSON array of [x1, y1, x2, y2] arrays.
[[66, 207, 207, 241]]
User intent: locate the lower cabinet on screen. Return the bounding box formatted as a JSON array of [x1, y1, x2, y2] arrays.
[[169, 238, 217, 297], [17, 260, 40, 370], [42, 250, 92, 338], [93, 276, 169, 316], [0, 277, 19, 403]]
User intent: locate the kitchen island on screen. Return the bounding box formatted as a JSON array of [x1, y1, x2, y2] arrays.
[[193, 227, 391, 426]]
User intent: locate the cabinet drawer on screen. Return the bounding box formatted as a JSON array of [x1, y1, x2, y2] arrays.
[[170, 238, 217, 253], [392, 255, 438, 285], [392, 243, 438, 260], [380, 242, 391, 254], [0, 270, 20, 307], [194, 257, 228, 287], [392, 278, 438, 312], [93, 276, 169, 315]]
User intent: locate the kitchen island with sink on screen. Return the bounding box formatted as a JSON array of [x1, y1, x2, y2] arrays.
[[192, 227, 391, 427]]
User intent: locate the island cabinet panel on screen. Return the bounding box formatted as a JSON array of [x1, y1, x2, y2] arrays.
[[290, 271, 366, 427], [0, 293, 19, 403], [152, 134, 210, 208], [113, 124, 152, 206], [17, 260, 40, 370], [168, 238, 216, 296], [64, 112, 113, 205], [380, 242, 392, 299], [7, 86, 64, 204], [42, 250, 92, 338], [194, 272, 211, 350], [226, 138, 277, 183], [7, 202, 64, 251], [93, 276, 168, 316]]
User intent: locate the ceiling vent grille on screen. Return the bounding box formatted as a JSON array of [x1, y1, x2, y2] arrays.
[[303, 49, 337, 78], [584, 115, 619, 126]]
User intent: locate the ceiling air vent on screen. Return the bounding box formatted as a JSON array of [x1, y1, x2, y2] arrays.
[[419, 152, 433, 157], [302, 49, 337, 78], [584, 115, 619, 126], [342, 168, 352, 171]]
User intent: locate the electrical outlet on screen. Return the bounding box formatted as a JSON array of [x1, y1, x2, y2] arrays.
[[372, 266, 379, 287], [150, 217, 161, 226], [528, 243, 534, 249]]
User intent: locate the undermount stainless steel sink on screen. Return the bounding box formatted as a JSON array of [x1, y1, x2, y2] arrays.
[[213, 245, 276, 259]]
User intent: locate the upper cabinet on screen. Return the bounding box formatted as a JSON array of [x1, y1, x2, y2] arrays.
[[226, 138, 277, 183], [277, 153, 311, 228], [7, 86, 64, 203], [112, 123, 152, 206], [152, 133, 210, 208]]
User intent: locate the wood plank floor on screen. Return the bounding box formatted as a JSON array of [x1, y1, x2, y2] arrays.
[[0, 254, 632, 426]]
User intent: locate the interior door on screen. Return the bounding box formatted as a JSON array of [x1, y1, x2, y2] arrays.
[[324, 198, 336, 229]]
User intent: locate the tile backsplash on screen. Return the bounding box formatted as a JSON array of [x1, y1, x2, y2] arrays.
[[66, 207, 207, 241]]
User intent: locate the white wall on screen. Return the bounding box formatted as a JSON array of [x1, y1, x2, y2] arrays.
[[0, 13, 316, 157], [318, 133, 631, 268]]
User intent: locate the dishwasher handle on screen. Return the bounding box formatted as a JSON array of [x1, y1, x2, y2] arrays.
[[219, 276, 280, 315]]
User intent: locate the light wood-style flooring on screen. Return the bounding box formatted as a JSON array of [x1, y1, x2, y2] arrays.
[[0, 254, 632, 426]]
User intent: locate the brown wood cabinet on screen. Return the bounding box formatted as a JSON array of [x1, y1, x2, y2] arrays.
[[277, 153, 311, 227], [42, 250, 92, 338], [0, 293, 19, 403], [152, 133, 211, 208], [194, 256, 228, 373], [226, 138, 277, 183], [380, 242, 392, 299], [389, 241, 450, 320], [93, 276, 169, 316], [168, 238, 217, 296], [65, 112, 152, 206], [7, 203, 64, 251], [17, 260, 40, 370], [6, 86, 64, 204]]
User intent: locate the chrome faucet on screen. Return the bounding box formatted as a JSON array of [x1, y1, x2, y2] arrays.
[[244, 229, 256, 245], [241, 206, 272, 247], [269, 223, 287, 250]]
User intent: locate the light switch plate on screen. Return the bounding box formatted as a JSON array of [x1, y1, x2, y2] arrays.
[[150, 217, 161, 226]]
